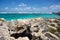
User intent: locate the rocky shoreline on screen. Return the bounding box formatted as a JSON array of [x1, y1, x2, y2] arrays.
[[0, 18, 60, 40]]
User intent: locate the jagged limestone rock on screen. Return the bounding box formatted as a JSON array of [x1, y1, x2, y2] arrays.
[[0, 18, 60, 40]]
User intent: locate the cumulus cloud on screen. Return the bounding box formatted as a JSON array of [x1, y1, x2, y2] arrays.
[[18, 3, 27, 7], [49, 5, 60, 12], [50, 5, 60, 10], [25, 7, 32, 10], [41, 7, 48, 10], [4, 4, 60, 13], [5, 7, 8, 10], [39, 7, 48, 13], [39, 5, 60, 13], [14, 8, 20, 11]]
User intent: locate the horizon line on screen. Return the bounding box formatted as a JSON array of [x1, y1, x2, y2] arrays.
[[0, 12, 52, 14]]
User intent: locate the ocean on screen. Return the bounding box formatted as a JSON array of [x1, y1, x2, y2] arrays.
[[0, 13, 60, 20]]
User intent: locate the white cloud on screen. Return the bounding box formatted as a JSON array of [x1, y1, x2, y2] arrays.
[[39, 5, 60, 13], [15, 8, 20, 11], [49, 5, 60, 10], [49, 5, 60, 12], [11, 7, 48, 13], [18, 3, 27, 7], [5, 7, 8, 10], [39, 7, 48, 12], [33, 7, 40, 11], [4, 4, 60, 13], [25, 7, 32, 10], [41, 7, 48, 10]]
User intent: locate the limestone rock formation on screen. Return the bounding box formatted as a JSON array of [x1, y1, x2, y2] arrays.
[[0, 18, 60, 40]]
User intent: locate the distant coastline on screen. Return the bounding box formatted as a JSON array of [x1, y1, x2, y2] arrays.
[[52, 12, 60, 15]]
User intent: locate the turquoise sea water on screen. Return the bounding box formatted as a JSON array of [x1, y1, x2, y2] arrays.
[[0, 13, 60, 20]]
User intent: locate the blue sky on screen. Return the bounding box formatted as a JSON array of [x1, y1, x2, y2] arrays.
[[0, 0, 60, 13]]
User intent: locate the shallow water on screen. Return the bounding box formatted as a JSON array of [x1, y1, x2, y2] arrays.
[[0, 13, 60, 20]]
